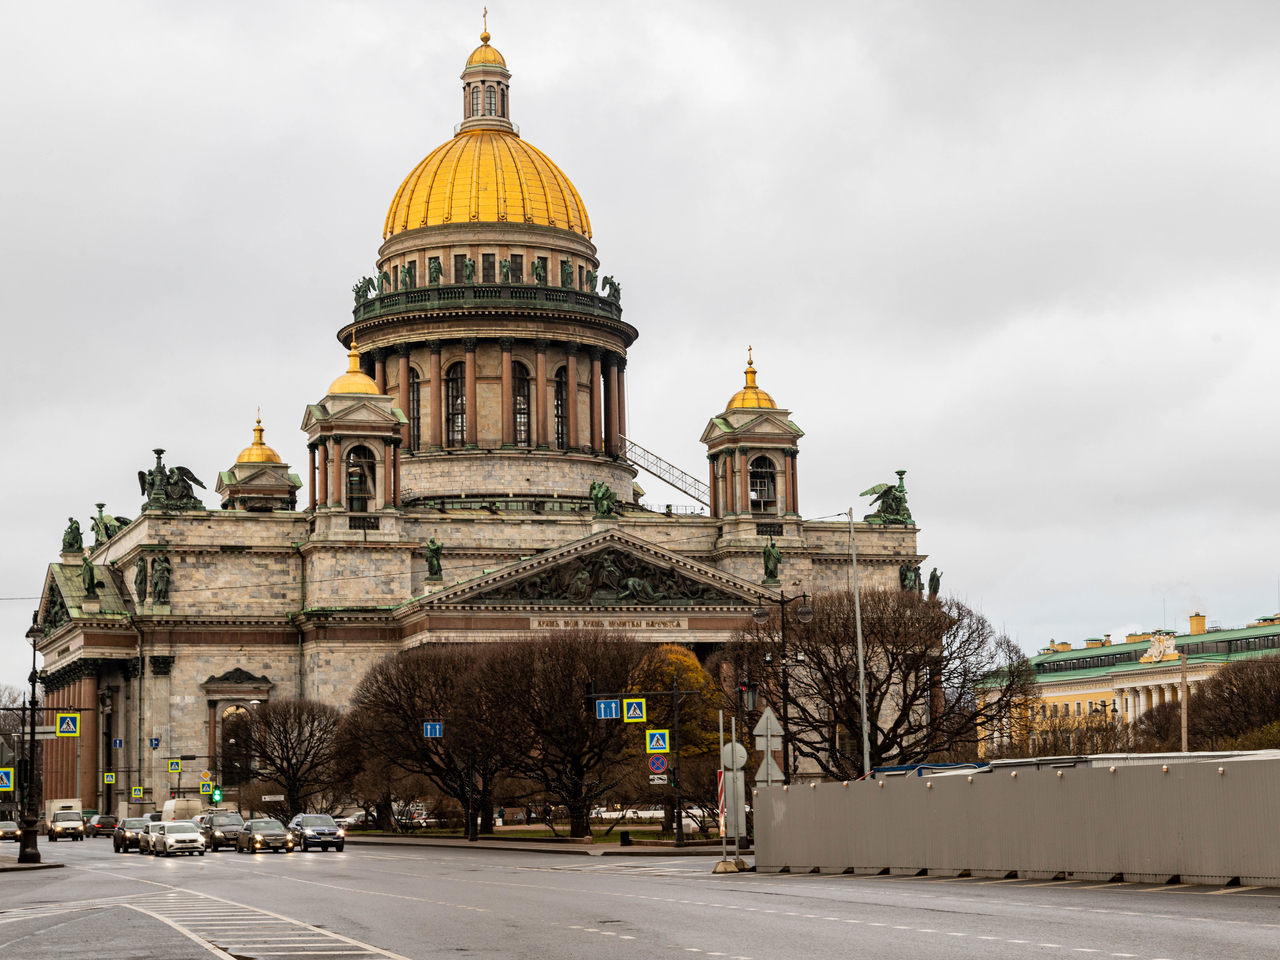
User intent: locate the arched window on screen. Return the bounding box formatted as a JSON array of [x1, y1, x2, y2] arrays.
[[485, 85, 496, 116], [345, 445, 376, 513], [554, 367, 568, 450], [446, 362, 466, 448], [220, 705, 251, 787], [513, 361, 531, 446], [470, 85, 481, 118], [408, 368, 421, 451], [500, 86, 507, 117], [749, 455, 777, 513]]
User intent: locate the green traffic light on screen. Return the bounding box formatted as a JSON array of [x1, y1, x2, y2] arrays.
[[211, 786, 222, 804]]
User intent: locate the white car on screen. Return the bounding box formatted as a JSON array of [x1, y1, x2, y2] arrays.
[[152, 821, 206, 857]]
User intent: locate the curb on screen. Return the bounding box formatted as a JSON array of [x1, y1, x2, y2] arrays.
[[0, 859, 66, 873], [343, 837, 752, 858]]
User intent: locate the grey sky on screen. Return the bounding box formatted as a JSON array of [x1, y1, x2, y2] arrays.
[[4, 2, 1279, 687]]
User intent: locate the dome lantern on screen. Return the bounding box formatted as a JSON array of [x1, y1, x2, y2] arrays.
[[726, 346, 778, 410], [236, 411, 283, 464], [459, 22, 514, 135]]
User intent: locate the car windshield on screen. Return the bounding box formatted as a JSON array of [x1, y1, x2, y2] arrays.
[[0, 822, 16, 829], [167, 823, 199, 834], [252, 820, 285, 833], [124, 819, 149, 829], [211, 814, 242, 826], [301, 816, 336, 827], [53, 812, 80, 822]]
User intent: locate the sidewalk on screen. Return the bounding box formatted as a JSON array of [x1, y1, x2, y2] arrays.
[[344, 835, 752, 858], [0, 853, 65, 873]]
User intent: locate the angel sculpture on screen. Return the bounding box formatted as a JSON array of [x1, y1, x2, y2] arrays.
[[400, 265, 413, 290], [139, 449, 206, 510], [351, 277, 376, 304], [860, 469, 913, 525], [601, 275, 621, 303]]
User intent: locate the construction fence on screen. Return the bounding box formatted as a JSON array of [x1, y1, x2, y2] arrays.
[[754, 754, 1280, 885]]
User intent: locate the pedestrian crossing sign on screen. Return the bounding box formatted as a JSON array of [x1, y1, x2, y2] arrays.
[[0, 768, 12, 791], [103, 772, 115, 784], [623, 698, 646, 723], [646, 729, 670, 753], [56, 713, 79, 737], [132, 787, 143, 799], [199, 782, 212, 795], [169, 760, 181, 773]]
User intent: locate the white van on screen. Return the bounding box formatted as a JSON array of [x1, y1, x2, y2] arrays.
[[161, 798, 204, 821]]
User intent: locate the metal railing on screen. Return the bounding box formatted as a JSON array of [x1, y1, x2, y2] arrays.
[[352, 284, 623, 322], [621, 436, 709, 506]]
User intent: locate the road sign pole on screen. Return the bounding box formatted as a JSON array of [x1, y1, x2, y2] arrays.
[[671, 673, 683, 848], [731, 717, 740, 862], [718, 711, 728, 863]]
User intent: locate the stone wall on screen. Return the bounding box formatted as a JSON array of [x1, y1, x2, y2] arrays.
[[399, 448, 636, 500]]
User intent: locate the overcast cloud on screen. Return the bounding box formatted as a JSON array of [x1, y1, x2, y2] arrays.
[[3, 1, 1279, 688]]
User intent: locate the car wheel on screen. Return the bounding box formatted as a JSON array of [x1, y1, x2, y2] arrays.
[[335, 844, 344, 852], [49, 835, 56, 842], [321, 844, 329, 852], [198, 850, 205, 856]]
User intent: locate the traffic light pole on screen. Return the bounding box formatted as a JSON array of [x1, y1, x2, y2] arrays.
[[19, 637, 40, 863]]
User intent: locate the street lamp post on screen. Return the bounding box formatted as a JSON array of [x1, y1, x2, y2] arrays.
[[18, 636, 41, 863], [752, 591, 813, 785]]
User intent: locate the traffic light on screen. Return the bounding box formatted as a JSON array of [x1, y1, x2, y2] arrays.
[[170, 790, 176, 799], [211, 785, 222, 804]]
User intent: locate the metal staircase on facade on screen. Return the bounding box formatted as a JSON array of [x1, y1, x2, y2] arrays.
[[620, 435, 709, 506]]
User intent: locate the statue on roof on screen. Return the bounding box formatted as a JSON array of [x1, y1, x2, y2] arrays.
[[928, 567, 942, 600], [377, 270, 392, 294], [352, 277, 376, 304], [91, 503, 130, 545], [428, 258, 443, 285], [531, 258, 546, 285], [463, 257, 476, 283], [139, 449, 206, 511], [560, 259, 574, 288], [861, 470, 913, 525], [134, 556, 148, 603], [762, 537, 782, 584], [589, 481, 618, 518], [61, 518, 82, 554], [602, 275, 621, 303], [424, 536, 444, 581], [585, 269, 598, 294], [499, 258, 511, 283], [151, 554, 172, 604], [80, 555, 99, 600], [400, 266, 413, 291]]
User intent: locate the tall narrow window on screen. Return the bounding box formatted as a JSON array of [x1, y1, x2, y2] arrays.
[[392, 266, 398, 291], [471, 85, 481, 117], [446, 362, 466, 448], [482, 253, 495, 283], [749, 456, 777, 513], [554, 367, 568, 450], [485, 85, 496, 116], [406, 261, 417, 289], [454, 254, 467, 284], [500, 87, 506, 117], [510, 254, 523, 283], [345, 445, 376, 513], [578, 264, 584, 290], [408, 369, 421, 451], [513, 362, 531, 446]]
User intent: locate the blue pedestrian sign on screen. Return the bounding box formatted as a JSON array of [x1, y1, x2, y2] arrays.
[[56, 713, 79, 737], [646, 729, 670, 754], [112, 738, 123, 749], [199, 782, 213, 795], [150, 738, 160, 749], [422, 721, 443, 738], [169, 760, 182, 774], [103, 772, 115, 785], [595, 699, 620, 720], [0, 768, 12, 791], [623, 698, 646, 723], [132, 786, 143, 799]]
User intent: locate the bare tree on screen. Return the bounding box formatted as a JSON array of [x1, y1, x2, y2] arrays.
[[224, 699, 346, 821], [485, 630, 649, 838], [1187, 654, 1280, 747], [727, 589, 1037, 779]]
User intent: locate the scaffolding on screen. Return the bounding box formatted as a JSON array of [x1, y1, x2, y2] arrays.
[[620, 435, 710, 506]]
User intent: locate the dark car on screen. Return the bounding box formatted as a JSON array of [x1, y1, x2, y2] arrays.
[[288, 814, 345, 852], [0, 821, 20, 842], [235, 819, 294, 854], [87, 814, 118, 837], [201, 812, 244, 851], [113, 818, 151, 853]]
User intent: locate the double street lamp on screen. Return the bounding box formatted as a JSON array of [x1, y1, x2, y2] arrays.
[[752, 592, 813, 785]]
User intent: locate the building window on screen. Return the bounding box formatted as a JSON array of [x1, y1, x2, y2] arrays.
[[471, 85, 481, 117], [1050, 704, 1058, 718], [482, 253, 495, 283], [578, 264, 584, 289], [1074, 702, 1082, 717], [509, 254, 523, 283], [345, 445, 376, 513], [446, 362, 466, 448], [749, 456, 777, 513], [408, 369, 421, 451], [513, 362, 531, 446], [554, 367, 567, 449], [500, 86, 506, 117], [454, 254, 467, 284], [485, 85, 496, 115], [1087, 700, 1094, 714]]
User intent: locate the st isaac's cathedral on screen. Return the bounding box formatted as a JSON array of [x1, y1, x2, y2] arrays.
[[32, 32, 926, 816]]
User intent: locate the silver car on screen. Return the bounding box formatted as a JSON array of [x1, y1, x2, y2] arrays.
[[151, 821, 206, 857]]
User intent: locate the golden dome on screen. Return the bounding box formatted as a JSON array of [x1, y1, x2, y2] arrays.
[[236, 414, 283, 464], [466, 31, 506, 68], [383, 129, 591, 239], [328, 341, 380, 396], [726, 348, 777, 410]]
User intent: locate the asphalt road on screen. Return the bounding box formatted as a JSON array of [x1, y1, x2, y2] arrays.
[[2, 837, 1279, 959]]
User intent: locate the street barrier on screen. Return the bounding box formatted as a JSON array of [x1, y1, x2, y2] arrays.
[[754, 755, 1280, 885]]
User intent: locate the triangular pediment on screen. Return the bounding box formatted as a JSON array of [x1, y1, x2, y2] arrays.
[[701, 411, 803, 444], [421, 529, 770, 610]]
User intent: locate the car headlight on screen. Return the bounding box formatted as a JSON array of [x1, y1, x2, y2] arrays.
[[337, 829, 345, 837], [213, 831, 223, 837]]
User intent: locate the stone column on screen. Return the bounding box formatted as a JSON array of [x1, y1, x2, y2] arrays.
[[535, 339, 549, 449], [725, 453, 735, 514], [383, 442, 394, 507], [428, 342, 443, 451], [373, 348, 386, 395], [604, 353, 619, 457], [81, 672, 98, 810], [781, 451, 792, 516], [397, 345, 411, 446], [207, 700, 217, 776], [791, 450, 800, 517], [588, 347, 603, 454], [318, 441, 329, 507], [331, 436, 343, 507], [617, 356, 628, 443], [308, 445, 316, 511], [500, 338, 514, 448], [738, 447, 751, 515], [393, 442, 401, 507], [463, 339, 478, 448], [565, 343, 581, 452], [708, 454, 719, 519]]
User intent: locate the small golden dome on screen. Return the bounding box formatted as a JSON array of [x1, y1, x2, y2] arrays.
[[236, 414, 283, 464], [466, 31, 506, 68], [327, 341, 380, 396], [726, 347, 777, 410], [384, 129, 590, 238]]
